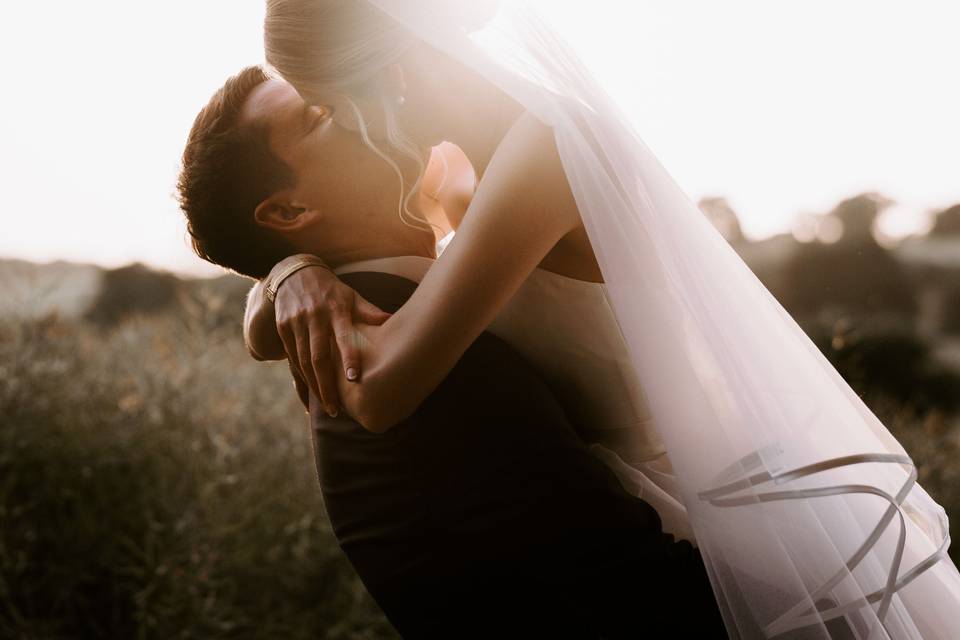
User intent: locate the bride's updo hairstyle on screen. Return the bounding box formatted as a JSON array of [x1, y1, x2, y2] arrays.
[[264, 0, 435, 232]]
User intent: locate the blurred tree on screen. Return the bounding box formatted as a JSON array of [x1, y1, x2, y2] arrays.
[[776, 193, 916, 320], [699, 196, 745, 243], [930, 203, 960, 237], [805, 314, 960, 415], [941, 281, 960, 335], [84, 263, 180, 327], [832, 192, 892, 244], [84, 264, 250, 331]]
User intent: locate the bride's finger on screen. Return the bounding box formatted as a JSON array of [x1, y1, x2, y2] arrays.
[[311, 332, 339, 418], [279, 322, 308, 389], [287, 361, 310, 411], [330, 308, 360, 382], [294, 321, 323, 409], [353, 295, 392, 326]]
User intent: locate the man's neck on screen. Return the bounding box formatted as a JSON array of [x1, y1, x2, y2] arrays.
[[333, 253, 435, 285], [332, 245, 436, 267], [321, 213, 440, 268]]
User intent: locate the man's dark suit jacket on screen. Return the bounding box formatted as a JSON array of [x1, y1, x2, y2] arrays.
[[309, 271, 726, 639]]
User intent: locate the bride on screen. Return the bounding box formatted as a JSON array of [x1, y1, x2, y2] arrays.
[[243, 0, 960, 637]]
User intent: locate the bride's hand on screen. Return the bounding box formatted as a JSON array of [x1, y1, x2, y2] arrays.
[[274, 266, 392, 416]]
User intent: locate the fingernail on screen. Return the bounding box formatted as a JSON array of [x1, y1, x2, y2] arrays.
[[346, 367, 357, 381], [327, 407, 338, 418]]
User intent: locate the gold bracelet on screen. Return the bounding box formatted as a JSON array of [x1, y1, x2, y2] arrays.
[[264, 254, 332, 303]]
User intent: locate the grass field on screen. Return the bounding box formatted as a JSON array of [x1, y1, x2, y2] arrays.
[[0, 313, 397, 638], [1, 287, 958, 638]]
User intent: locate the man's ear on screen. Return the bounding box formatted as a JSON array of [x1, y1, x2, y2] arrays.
[[254, 193, 321, 234]]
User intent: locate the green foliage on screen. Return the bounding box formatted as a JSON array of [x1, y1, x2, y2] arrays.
[[778, 241, 916, 319], [941, 281, 960, 335], [930, 204, 960, 237], [83, 264, 181, 328], [805, 314, 960, 415], [801, 313, 960, 565], [0, 314, 396, 639], [882, 408, 960, 569]]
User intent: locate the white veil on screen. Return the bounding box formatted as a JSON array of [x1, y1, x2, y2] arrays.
[[362, 1, 960, 637]]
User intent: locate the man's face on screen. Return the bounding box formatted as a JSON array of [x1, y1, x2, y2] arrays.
[[240, 78, 430, 262]]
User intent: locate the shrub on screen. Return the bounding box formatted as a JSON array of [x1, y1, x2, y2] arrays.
[[804, 313, 960, 415]]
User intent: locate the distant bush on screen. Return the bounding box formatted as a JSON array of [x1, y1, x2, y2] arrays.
[[941, 281, 960, 336], [803, 313, 960, 415], [778, 241, 917, 320], [884, 408, 960, 564], [84, 264, 181, 327], [82, 264, 254, 333], [930, 204, 960, 237], [0, 314, 395, 639]]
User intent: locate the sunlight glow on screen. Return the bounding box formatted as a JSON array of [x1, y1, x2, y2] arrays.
[[1, 1, 957, 275]]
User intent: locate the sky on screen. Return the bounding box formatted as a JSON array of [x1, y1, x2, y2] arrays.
[[1, 1, 957, 277]]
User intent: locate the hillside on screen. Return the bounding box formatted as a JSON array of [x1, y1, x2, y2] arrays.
[[0, 259, 251, 328]]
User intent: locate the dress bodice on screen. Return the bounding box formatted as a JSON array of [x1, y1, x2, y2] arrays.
[[335, 252, 694, 542]]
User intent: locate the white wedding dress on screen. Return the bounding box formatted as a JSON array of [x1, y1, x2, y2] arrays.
[[335, 239, 697, 544]]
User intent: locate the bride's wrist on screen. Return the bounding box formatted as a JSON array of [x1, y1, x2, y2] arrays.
[[264, 254, 332, 303]]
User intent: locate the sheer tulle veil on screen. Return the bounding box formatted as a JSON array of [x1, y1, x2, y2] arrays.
[[361, 1, 960, 637]]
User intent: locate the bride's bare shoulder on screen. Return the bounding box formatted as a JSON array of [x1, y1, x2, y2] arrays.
[[497, 110, 556, 164]]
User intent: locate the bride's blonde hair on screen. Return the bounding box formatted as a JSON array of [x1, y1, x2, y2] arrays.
[[265, 0, 437, 231]]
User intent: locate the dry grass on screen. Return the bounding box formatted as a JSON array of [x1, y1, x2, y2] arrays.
[[1, 301, 958, 638], [0, 313, 395, 639]]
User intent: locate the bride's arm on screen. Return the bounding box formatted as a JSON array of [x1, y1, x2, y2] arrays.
[[342, 112, 582, 431]]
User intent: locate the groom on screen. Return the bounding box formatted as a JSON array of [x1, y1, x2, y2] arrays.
[[178, 67, 727, 637]]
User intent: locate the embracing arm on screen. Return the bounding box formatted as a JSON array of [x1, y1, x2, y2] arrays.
[[242, 142, 472, 414], [243, 256, 392, 417], [343, 113, 582, 431]]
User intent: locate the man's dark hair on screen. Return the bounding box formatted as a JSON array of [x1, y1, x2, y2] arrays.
[[177, 66, 296, 279]]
